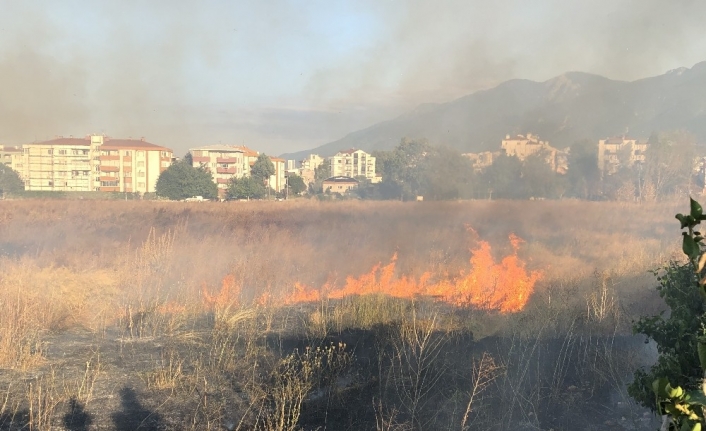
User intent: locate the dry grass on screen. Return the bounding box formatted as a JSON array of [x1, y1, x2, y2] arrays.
[[0, 198, 681, 429]]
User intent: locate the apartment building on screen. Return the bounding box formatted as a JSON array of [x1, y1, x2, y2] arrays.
[[270, 157, 286, 192], [190, 145, 245, 198], [98, 138, 173, 193], [0, 146, 22, 168], [501, 134, 566, 172], [20, 135, 172, 193], [329, 149, 379, 183], [301, 154, 324, 171], [597, 136, 648, 173], [462, 151, 499, 172]]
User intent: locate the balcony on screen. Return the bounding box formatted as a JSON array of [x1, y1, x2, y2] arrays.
[[100, 165, 120, 172], [217, 178, 231, 184], [99, 155, 119, 161], [124, 177, 132, 183], [193, 156, 210, 163], [99, 175, 119, 182], [122, 156, 131, 162], [217, 157, 239, 164], [216, 167, 236, 174]]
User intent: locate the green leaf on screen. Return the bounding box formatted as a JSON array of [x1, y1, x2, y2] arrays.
[[683, 234, 700, 259], [692, 198, 703, 219], [677, 214, 689, 229], [692, 422, 702, 431], [654, 377, 671, 398]]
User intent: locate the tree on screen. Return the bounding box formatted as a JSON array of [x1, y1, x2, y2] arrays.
[[643, 131, 695, 200], [251, 154, 275, 183], [155, 161, 217, 200], [286, 174, 306, 196], [227, 176, 266, 200], [310, 160, 331, 194], [183, 152, 193, 166], [521, 151, 564, 199], [567, 139, 601, 200], [0, 164, 24, 196], [481, 154, 522, 199], [629, 198, 706, 430]]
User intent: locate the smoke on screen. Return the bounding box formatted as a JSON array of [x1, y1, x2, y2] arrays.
[[1, 0, 705, 155]]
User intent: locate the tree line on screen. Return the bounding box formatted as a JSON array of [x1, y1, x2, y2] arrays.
[[346, 131, 698, 202]]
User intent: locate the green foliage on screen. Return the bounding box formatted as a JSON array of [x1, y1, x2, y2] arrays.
[[227, 176, 266, 200], [520, 151, 566, 199], [251, 154, 275, 184], [567, 139, 601, 199], [643, 131, 695, 200], [0, 164, 24, 195], [155, 161, 217, 200], [373, 138, 476, 200], [286, 174, 306, 195], [481, 154, 522, 199], [630, 197, 706, 430], [183, 152, 193, 166]]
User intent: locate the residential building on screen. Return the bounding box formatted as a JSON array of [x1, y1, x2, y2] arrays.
[[270, 157, 286, 192], [323, 176, 359, 194], [329, 149, 379, 183], [501, 133, 565, 172], [0, 146, 22, 168], [597, 136, 648, 173], [96, 137, 173, 193], [301, 154, 324, 171], [190, 145, 245, 198], [20, 135, 172, 193]]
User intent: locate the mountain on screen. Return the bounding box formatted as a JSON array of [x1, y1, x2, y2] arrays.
[[280, 61, 706, 160]]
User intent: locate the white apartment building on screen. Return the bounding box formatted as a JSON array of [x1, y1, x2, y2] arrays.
[[301, 154, 324, 171], [20, 135, 172, 193], [329, 149, 379, 183], [190, 145, 245, 198], [597, 136, 648, 173]]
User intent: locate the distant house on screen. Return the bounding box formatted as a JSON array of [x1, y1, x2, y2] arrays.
[[322, 176, 359, 194], [189, 145, 245, 198], [462, 151, 500, 172]]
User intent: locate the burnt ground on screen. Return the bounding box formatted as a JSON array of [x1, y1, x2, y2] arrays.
[[0, 320, 661, 431]]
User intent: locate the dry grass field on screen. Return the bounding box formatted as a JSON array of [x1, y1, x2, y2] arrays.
[[0, 198, 684, 430]]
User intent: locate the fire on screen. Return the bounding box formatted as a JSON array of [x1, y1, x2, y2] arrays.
[[202, 274, 241, 311], [284, 233, 541, 313]]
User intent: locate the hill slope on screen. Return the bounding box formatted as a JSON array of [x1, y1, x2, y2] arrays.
[[281, 61, 706, 160]]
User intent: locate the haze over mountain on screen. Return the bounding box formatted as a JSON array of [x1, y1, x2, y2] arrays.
[[281, 61, 706, 160]]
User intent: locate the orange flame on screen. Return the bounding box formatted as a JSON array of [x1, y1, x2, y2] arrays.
[[284, 233, 541, 313], [202, 274, 241, 311]]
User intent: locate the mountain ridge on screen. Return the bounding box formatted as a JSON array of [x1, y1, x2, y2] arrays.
[[280, 61, 706, 160]]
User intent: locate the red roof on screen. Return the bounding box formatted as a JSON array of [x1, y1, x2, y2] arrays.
[[101, 138, 171, 152]]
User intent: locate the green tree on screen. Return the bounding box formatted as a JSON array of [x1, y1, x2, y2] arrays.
[[629, 199, 706, 430], [0, 164, 24, 196], [481, 154, 522, 199], [251, 154, 275, 183], [227, 176, 266, 200], [310, 160, 331, 194], [567, 139, 601, 199], [183, 152, 193, 166], [155, 161, 217, 200], [521, 151, 564, 199], [286, 174, 306, 196]]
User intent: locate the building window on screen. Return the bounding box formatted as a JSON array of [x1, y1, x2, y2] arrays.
[[72, 150, 79, 155], [47, 150, 53, 155], [137, 161, 145, 167], [138, 182, 145, 187], [58, 149, 67, 155], [138, 171, 145, 177], [125, 151, 131, 156]]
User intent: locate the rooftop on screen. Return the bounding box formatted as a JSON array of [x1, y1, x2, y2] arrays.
[[102, 138, 171, 151], [323, 176, 359, 183], [190, 145, 245, 152]]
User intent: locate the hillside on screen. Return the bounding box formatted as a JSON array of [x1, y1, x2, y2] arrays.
[[281, 61, 706, 160]]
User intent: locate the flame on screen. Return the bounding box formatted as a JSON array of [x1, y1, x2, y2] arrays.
[[202, 274, 241, 311], [284, 233, 541, 313]]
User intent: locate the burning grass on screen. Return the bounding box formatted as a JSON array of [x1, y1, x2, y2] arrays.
[[0, 198, 680, 429]]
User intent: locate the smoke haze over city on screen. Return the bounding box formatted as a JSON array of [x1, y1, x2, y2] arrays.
[[1, 0, 705, 156]]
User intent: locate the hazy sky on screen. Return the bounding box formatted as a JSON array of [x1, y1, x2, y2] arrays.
[[1, 0, 705, 156]]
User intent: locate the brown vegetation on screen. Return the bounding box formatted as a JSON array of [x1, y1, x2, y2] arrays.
[[0, 199, 680, 429]]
